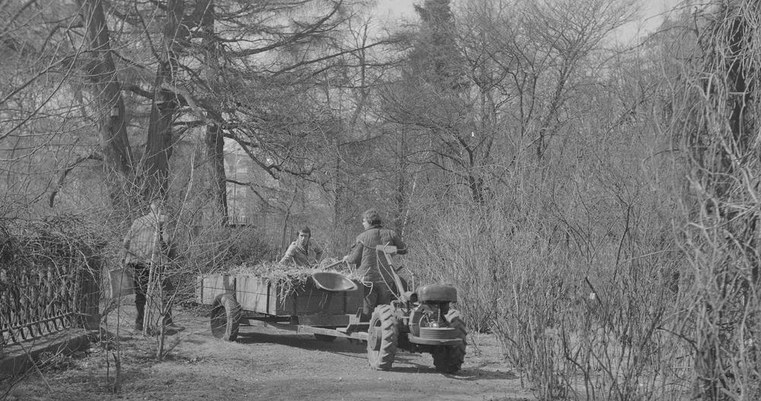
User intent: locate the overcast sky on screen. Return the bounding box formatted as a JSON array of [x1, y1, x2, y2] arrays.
[[374, 0, 681, 40]]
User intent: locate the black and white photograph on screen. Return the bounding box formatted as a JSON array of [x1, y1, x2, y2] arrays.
[[1, 0, 758, 400]]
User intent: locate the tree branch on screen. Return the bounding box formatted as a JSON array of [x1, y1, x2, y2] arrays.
[[226, 178, 280, 211], [49, 153, 103, 207]]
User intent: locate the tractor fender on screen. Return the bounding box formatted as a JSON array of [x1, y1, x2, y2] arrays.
[[415, 285, 457, 303]]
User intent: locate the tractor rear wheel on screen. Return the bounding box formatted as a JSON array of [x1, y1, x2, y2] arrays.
[[210, 293, 241, 341], [432, 309, 466, 373], [367, 305, 398, 371]]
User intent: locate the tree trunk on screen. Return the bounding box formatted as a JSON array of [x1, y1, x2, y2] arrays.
[[199, 0, 229, 226], [394, 130, 407, 233], [144, 0, 186, 200], [332, 148, 345, 245], [205, 123, 228, 226], [77, 0, 134, 212]]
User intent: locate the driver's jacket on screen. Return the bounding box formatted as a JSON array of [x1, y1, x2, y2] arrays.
[[345, 225, 407, 284]]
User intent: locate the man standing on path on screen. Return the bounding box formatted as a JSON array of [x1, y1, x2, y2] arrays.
[[342, 209, 407, 321], [122, 200, 183, 334]]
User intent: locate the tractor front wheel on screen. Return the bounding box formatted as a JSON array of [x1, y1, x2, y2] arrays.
[[432, 309, 466, 373], [367, 305, 398, 371], [210, 293, 241, 341]]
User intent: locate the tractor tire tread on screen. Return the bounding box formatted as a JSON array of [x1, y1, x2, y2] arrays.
[[367, 304, 398, 371]]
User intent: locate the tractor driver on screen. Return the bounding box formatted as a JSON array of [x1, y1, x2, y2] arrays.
[[342, 209, 407, 321], [280, 226, 323, 267]]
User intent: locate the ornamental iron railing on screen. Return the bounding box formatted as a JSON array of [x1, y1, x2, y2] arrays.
[[0, 224, 100, 349]]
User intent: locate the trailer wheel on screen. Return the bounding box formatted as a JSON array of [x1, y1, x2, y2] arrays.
[[432, 309, 467, 373], [210, 293, 241, 341], [367, 305, 398, 371], [314, 334, 336, 342]]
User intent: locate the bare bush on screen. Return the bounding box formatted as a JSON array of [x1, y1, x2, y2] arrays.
[[407, 164, 687, 401], [668, 1, 761, 399]]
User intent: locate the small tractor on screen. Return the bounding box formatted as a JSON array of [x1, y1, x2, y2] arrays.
[[366, 245, 467, 372]]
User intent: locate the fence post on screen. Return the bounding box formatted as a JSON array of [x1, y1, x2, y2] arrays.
[[78, 255, 101, 331]]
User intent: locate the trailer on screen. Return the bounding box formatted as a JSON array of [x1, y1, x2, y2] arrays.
[[195, 270, 370, 343], [196, 246, 467, 373]]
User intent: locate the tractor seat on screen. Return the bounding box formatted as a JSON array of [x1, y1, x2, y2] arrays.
[[415, 285, 457, 303]]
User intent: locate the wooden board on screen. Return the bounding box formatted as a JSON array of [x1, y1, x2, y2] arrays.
[[195, 274, 236, 305], [234, 275, 272, 314], [197, 273, 364, 317], [236, 276, 363, 316]]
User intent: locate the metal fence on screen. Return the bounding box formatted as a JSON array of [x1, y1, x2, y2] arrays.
[[0, 231, 100, 348]]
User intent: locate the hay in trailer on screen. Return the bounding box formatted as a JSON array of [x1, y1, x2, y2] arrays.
[[225, 259, 361, 305]]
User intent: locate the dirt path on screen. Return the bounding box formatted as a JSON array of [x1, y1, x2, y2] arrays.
[[3, 303, 535, 401]]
